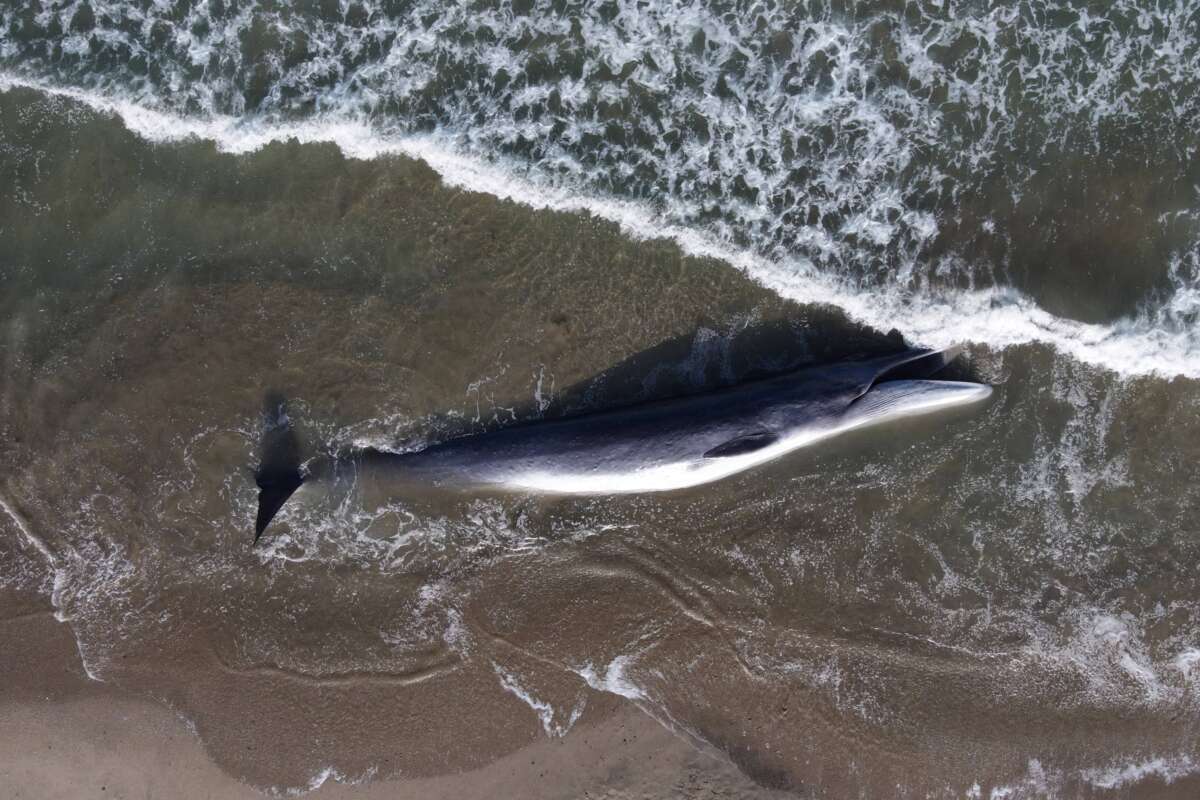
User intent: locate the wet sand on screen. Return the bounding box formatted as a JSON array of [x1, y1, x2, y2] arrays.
[[1, 597, 789, 800], [4, 607, 1200, 799], [4, 88, 1200, 799]]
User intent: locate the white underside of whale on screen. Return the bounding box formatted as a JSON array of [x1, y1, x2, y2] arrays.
[[498, 380, 992, 494]]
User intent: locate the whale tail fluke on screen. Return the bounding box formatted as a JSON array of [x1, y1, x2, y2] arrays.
[[255, 392, 305, 542]]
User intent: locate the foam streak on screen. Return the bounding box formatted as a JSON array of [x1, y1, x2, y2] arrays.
[[1, 74, 1197, 379]]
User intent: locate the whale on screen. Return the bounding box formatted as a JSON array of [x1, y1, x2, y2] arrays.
[[254, 345, 991, 539]]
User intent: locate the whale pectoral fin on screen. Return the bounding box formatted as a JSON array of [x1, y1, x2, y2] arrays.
[[704, 431, 778, 458]]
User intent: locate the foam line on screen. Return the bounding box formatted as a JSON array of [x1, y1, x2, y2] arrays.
[[1, 73, 1197, 379], [0, 494, 56, 569], [0, 491, 105, 681]]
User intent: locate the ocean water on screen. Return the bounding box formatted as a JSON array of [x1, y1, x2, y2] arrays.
[[1, 1, 1200, 796]]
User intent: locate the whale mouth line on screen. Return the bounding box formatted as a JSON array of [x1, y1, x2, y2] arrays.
[[846, 379, 995, 427]]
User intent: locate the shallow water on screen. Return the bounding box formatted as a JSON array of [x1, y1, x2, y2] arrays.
[[2, 2, 1200, 797]]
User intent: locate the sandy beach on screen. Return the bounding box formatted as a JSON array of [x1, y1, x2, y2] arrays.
[[1, 598, 791, 800], [4, 2, 1200, 794]]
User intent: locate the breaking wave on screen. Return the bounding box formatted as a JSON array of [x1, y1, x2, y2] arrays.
[[4, 70, 1198, 379], [2, 0, 1198, 376]]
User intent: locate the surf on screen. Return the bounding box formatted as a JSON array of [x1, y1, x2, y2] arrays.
[[1, 74, 1196, 379]]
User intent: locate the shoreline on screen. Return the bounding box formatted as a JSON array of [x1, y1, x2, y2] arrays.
[[6, 586, 1200, 799], [5, 607, 1200, 799], [0, 609, 789, 800], [0, 74, 1196, 380], [2, 72, 1200, 799]]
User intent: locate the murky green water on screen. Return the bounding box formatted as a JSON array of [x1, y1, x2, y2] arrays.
[[3, 2, 1200, 795]]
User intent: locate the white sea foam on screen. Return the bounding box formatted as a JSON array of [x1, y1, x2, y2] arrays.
[[974, 753, 1199, 798], [269, 764, 378, 797], [493, 663, 586, 738], [1175, 648, 1200, 681], [1087, 614, 1161, 691], [5, 0, 1200, 377], [1081, 754, 1198, 790], [573, 655, 646, 701], [0, 493, 107, 681], [0, 496, 56, 567], [2, 72, 1197, 379]]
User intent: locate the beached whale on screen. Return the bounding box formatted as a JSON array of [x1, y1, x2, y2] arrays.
[[254, 346, 991, 539]]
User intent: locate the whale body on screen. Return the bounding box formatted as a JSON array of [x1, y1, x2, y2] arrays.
[[254, 346, 991, 539]]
